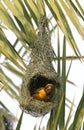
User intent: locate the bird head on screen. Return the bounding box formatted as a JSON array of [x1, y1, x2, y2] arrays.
[[44, 83, 54, 95]]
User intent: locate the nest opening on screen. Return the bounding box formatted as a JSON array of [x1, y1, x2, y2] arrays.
[[29, 74, 60, 96]]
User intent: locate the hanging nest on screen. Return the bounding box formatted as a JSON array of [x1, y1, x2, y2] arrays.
[[20, 17, 62, 117], [0, 109, 15, 130]]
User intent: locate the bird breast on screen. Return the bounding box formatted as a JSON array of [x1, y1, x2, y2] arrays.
[[32, 89, 47, 100]]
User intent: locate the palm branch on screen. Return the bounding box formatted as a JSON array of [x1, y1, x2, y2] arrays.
[[0, 0, 84, 130]]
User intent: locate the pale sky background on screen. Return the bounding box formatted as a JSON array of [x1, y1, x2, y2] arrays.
[[0, 1, 84, 130]]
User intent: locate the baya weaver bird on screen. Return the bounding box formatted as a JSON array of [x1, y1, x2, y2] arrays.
[[32, 83, 54, 101]]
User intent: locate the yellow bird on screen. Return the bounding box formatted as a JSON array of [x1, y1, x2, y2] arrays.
[[32, 83, 54, 101]]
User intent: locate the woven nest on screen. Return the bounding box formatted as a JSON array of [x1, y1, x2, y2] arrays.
[[20, 16, 62, 117], [0, 109, 15, 130]]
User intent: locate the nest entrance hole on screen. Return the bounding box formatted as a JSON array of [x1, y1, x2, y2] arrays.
[[29, 74, 56, 96]]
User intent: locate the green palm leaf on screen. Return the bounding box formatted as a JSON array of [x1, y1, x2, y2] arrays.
[[69, 91, 84, 130]]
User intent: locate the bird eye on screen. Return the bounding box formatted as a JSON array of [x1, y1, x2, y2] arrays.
[[47, 86, 52, 90]]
